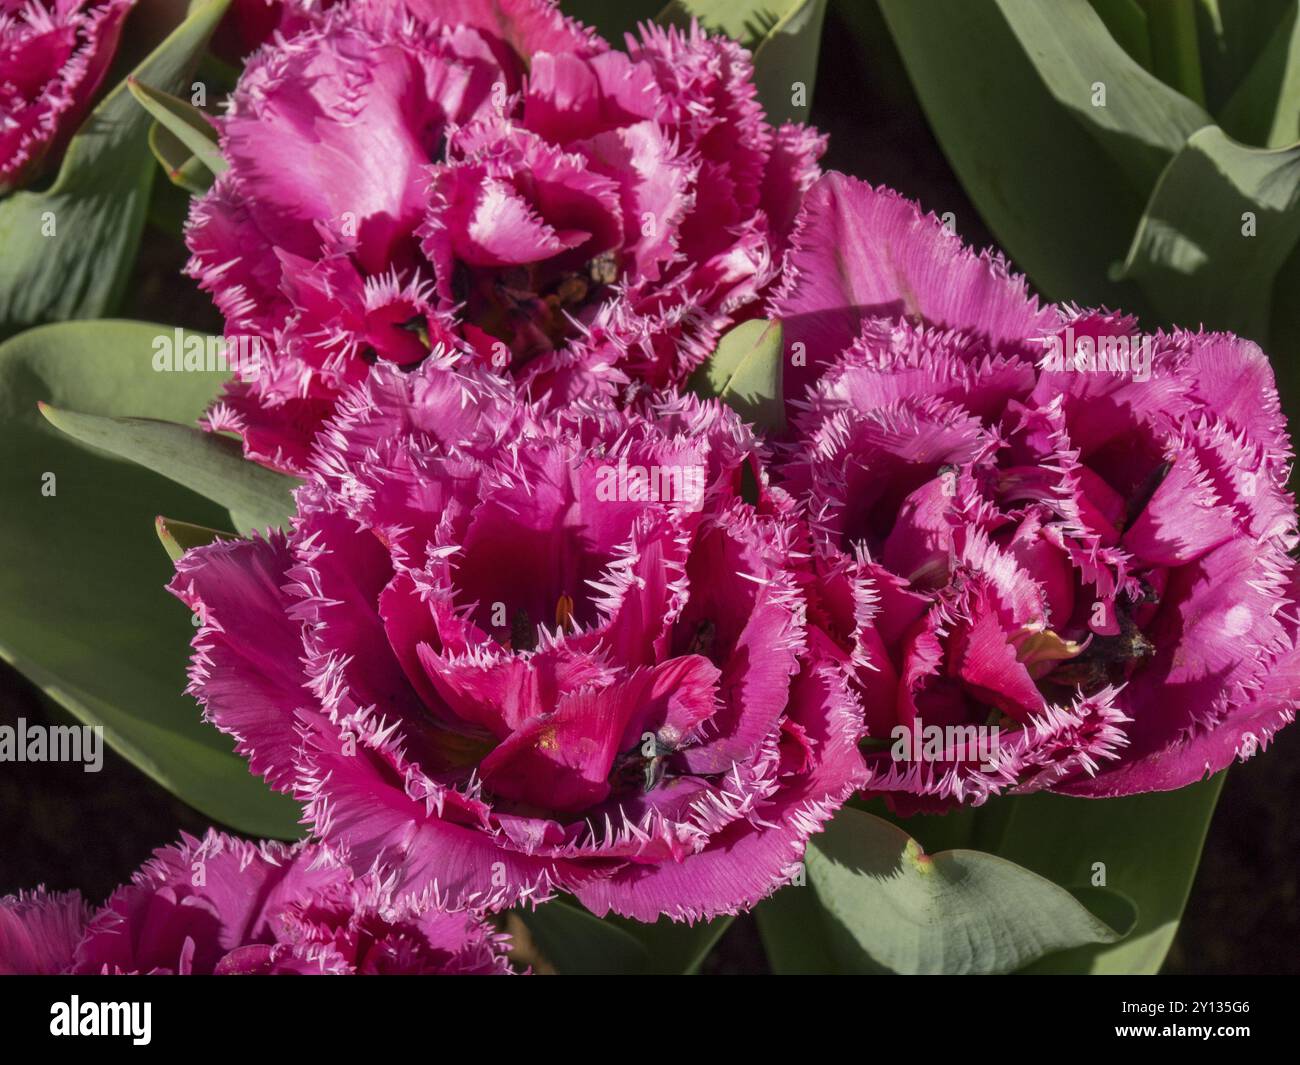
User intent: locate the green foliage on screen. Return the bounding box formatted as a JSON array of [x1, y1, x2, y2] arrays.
[[0, 320, 301, 838]]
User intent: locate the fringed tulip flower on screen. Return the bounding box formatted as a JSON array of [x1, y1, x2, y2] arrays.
[[776, 172, 1300, 807], [0, 831, 513, 974], [170, 357, 866, 921], [187, 0, 822, 470], [0, 0, 134, 193]]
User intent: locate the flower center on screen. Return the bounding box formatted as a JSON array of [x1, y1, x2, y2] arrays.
[[1040, 612, 1156, 696], [452, 252, 620, 368]]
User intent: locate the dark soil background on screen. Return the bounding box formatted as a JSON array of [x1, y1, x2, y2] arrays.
[[2, 2, 1296, 974]]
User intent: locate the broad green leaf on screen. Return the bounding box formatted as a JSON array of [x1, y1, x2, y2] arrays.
[[1114, 126, 1300, 342], [1088, 0, 1154, 71], [607, 913, 734, 974], [0, 0, 230, 338], [518, 896, 731, 974], [992, 0, 1211, 190], [805, 806, 1129, 974], [39, 406, 299, 534], [688, 318, 785, 432], [988, 775, 1225, 974], [1193, 0, 1294, 116], [875, 0, 1151, 309], [155, 516, 233, 563], [518, 899, 651, 974], [754, 884, 841, 974], [1218, 2, 1300, 148], [659, 0, 828, 124], [0, 319, 302, 839], [147, 122, 214, 195], [860, 799, 983, 855], [127, 77, 226, 176], [1142, 0, 1208, 105]]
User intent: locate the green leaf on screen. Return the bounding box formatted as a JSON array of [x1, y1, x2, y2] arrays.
[[659, 0, 829, 125], [147, 121, 216, 195], [1193, 0, 1294, 116], [804, 806, 1130, 974], [517, 899, 651, 974], [1218, 2, 1300, 148], [1114, 126, 1300, 341], [875, 0, 1151, 308], [155, 516, 234, 563], [0, 0, 231, 338], [1142, 0, 1208, 106], [39, 405, 299, 534], [688, 318, 785, 432], [607, 913, 734, 974], [988, 775, 1225, 973], [1088, 0, 1154, 71], [992, 0, 1210, 190], [127, 77, 226, 177], [0, 319, 301, 839], [518, 896, 731, 974], [874, 0, 1217, 315], [754, 883, 841, 974]]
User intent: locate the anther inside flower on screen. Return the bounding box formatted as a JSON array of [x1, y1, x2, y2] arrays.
[[188, 0, 823, 471], [172, 361, 865, 920], [776, 173, 1300, 806]]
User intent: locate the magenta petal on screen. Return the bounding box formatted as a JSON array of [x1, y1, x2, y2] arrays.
[[947, 590, 1046, 720], [73, 832, 345, 975], [575, 661, 866, 921], [479, 659, 718, 814], [419, 642, 616, 737], [1119, 537, 1291, 757], [433, 168, 590, 267], [216, 17, 494, 276], [1175, 330, 1293, 469], [372, 0, 603, 66], [168, 533, 310, 795], [771, 173, 1054, 404], [1063, 574, 1300, 797], [0, 889, 89, 975], [1121, 442, 1239, 566], [523, 48, 659, 142]]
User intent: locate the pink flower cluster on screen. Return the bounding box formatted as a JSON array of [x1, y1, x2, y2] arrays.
[[0, 0, 134, 193], [0, 830, 511, 975], [157, 156, 1300, 912], [162, 1, 1299, 925], [187, 0, 822, 471]]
